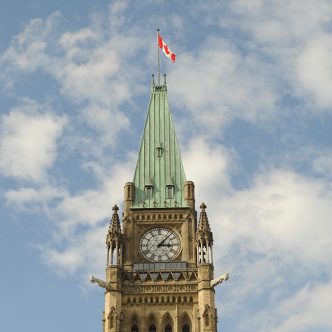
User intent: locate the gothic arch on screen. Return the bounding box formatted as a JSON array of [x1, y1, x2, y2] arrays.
[[147, 313, 157, 332], [161, 312, 174, 332], [203, 305, 212, 327], [131, 313, 139, 332], [108, 307, 117, 329], [180, 311, 192, 332]]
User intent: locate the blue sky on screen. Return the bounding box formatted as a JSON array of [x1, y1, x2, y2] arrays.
[[1, 1, 332, 331]]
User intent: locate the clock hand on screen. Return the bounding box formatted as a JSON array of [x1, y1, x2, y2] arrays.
[[157, 241, 172, 247], [157, 239, 166, 247], [157, 231, 172, 247]]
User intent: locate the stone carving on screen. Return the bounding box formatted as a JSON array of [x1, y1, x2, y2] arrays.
[[125, 294, 194, 305], [90, 275, 112, 291], [210, 273, 229, 288], [122, 284, 198, 294]]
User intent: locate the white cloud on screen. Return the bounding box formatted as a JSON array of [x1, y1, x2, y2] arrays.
[[0, 10, 145, 109], [245, 281, 332, 332], [183, 136, 232, 199], [168, 38, 280, 133], [81, 103, 130, 148], [0, 101, 67, 182], [233, 0, 332, 110], [312, 152, 332, 178], [187, 0, 332, 118], [5, 157, 134, 276], [207, 169, 332, 331], [296, 34, 332, 108], [272, 281, 332, 332], [5, 185, 68, 217], [41, 226, 106, 277], [0, 10, 147, 152], [181, 137, 332, 330], [223, 170, 332, 267]]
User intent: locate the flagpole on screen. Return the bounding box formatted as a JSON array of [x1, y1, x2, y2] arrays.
[[157, 28, 160, 85]]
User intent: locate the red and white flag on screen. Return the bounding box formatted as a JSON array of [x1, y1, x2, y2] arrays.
[[158, 34, 176, 63]]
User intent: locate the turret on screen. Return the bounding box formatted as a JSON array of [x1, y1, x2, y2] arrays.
[[106, 205, 123, 267], [196, 203, 214, 264], [123, 182, 134, 216], [184, 180, 195, 210]]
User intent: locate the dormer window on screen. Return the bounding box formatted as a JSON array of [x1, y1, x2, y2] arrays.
[[145, 176, 153, 199], [145, 184, 153, 199], [166, 185, 174, 199], [166, 176, 174, 199]]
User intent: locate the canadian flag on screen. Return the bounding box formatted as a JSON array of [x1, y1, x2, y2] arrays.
[[158, 34, 176, 63]]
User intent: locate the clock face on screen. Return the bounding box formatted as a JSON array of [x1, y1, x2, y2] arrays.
[[139, 227, 181, 262]]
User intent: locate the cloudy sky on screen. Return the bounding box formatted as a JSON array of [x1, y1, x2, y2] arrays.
[[1, 0, 332, 331]]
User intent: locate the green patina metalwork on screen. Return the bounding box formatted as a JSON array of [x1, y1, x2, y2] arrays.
[[132, 81, 186, 208]]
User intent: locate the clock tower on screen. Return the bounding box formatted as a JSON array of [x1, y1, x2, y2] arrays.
[[91, 75, 228, 331]]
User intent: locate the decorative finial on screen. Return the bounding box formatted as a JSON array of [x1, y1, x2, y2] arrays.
[[200, 202, 207, 211], [152, 74, 155, 86], [164, 74, 167, 86], [112, 204, 119, 213]]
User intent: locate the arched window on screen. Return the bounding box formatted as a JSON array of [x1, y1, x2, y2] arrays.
[[131, 325, 139, 332], [203, 305, 210, 327], [204, 313, 209, 326], [182, 323, 190, 332], [149, 324, 156, 332], [165, 323, 172, 332], [162, 312, 173, 332], [180, 312, 191, 332]]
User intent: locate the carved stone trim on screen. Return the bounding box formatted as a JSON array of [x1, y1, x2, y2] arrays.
[[124, 294, 194, 306], [122, 284, 197, 294], [132, 212, 186, 222]]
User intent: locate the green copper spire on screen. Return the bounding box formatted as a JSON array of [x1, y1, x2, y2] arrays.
[[133, 76, 186, 208]]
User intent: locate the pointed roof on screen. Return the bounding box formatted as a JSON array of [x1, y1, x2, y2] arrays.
[[196, 203, 213, 244], [132, 76, 186, 208], [106, 205, 123, 245]]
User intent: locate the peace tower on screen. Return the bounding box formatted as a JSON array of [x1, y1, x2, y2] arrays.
[[91, 75, 228, 331]]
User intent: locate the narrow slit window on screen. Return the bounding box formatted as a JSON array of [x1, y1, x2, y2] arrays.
[[145, 185, 153, 199], [166, 185, 174, 199]]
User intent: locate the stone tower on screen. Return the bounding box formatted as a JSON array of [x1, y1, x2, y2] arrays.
[[91, 76, 228, 332]]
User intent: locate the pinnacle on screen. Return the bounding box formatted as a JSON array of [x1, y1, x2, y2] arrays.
[[106, 203, 122, 245], [112, 204, 119, 213], [197, 202, 213, 244], [198, 202, 210, 231]]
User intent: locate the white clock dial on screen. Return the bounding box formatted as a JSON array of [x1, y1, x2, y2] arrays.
[[139, 227, 181, 262]]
